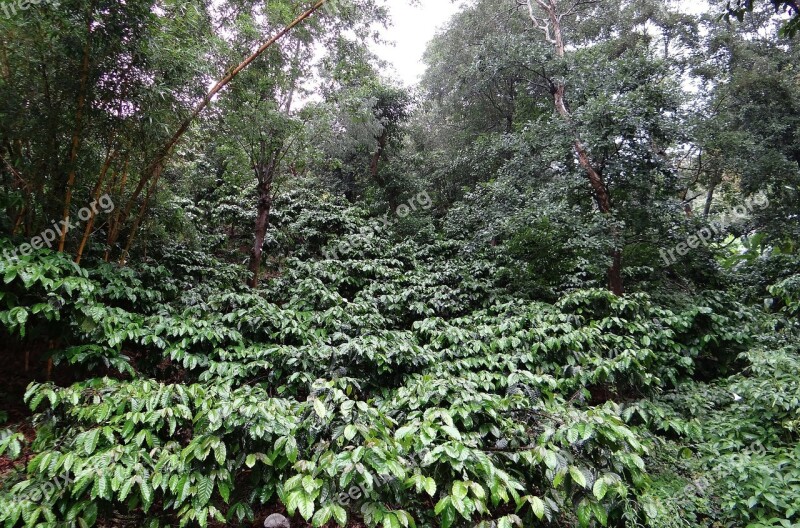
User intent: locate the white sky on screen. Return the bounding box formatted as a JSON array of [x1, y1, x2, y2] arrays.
[[372, 0, 464, 86]]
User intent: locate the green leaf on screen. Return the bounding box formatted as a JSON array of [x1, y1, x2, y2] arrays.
[[298, 493, 315, 521], [218, 481, 231, 503], [529, 496, 545, 519], [395, 425, 416, 440], [542, 450, 557, 469], [176, 474, 191, 504], [383, 513, 400, 528], [213, 441, 227, 465], [344, 425, 357, 441], [440, 425, 461, 440], [452, 481, 468, 500], [286, 491, 301, 515], [84, 429, 100, 455], [440, 504, 455, 528], [423, 477, 437, 497], [313, 399, 327, 419], [195, 475, 214, 507], [312, 505, 332, 527], [593, 478, 608, 500], [434, 496, 450, 515], [4, 268, 17, 284], [569, 466, 588, 489], [576, 501, 592, 527], [285, 437, 298, 463], [140, 480, 154, 511], [331, 504, 347, 526]]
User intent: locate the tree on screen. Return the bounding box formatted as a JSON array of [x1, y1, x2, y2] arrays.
[[311, 43, 412, 207], [112, 0, 333, 264], [524, 0, 625, 294], [725, 0, 800, 36], [422, 1, 530, 140], [0, 0, 217, 261], [688, 0, 800, 247]]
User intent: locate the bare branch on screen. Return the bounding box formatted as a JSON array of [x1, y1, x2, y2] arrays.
[[523, 0, 557, 44]]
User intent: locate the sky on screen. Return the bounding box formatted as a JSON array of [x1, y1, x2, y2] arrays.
[[372, 0, 464, 86]]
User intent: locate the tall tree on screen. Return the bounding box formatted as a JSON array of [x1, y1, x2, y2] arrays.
[[525, 0, 625, 294]]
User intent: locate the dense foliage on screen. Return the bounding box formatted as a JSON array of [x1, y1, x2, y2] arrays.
[[1, 0, 799, 527]]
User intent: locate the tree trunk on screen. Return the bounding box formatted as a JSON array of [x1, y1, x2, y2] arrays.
[[39, 51, 62, 213], [703, 181, 717, 220], [247, 156, 278, 289], [0, 36, 10, 81], [370, 129, 400, 210], [0, 153, 28, 236], [248, 185, 273, 289], [119, 164, 161, 264], [370, 129, 388, 183], [11, 207, 25, 237], [608, 248, 623, 296]]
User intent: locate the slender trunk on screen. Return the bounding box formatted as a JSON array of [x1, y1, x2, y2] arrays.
[[39, 52, 61, 206], [370, 129, 388, 184], [248, 185, 273, 288], [505, 78, 516, 134], [6, 142, 36, 238], [119, 164, 161, 264], [0, 154, 28, 236], [58, 4, 95, 252], [113, 0, 329, 259], [104, 156, 128, 262], [75, 149, 116, 264], [370, 130, 399, 210], [609, 248, 623, 297], [343, 170, 356, 202], [0, 36, 10, 81], [11, 207, 25, 236], [680, 149, 701, 217], [248, 155, 278, 288], [282, 39, 302, 112]]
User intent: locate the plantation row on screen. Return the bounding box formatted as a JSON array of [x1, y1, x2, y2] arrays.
[[1, 195, 797, 528]]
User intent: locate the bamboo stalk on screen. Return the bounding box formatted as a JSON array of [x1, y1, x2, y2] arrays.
[[75, 148, 117, 264], [104, 156, 129, 262]]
